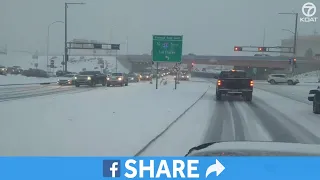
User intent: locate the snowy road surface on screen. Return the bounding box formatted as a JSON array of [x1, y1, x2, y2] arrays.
[[0, 80, 211, 156], [0, 84, 97, 102], [1, 78, 320, 156], [0, 75, 59, 85]]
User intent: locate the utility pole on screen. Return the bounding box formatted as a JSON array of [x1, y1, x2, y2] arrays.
[[262, 28, 266, 55], [64, 2, 85, 73]]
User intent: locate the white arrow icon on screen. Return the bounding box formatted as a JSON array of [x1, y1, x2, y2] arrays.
[[165, 56, 170, 60], [205, 159, 225, 177]]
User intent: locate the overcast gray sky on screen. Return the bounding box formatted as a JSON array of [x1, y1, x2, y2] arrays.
[[0, 0, 319, 55]]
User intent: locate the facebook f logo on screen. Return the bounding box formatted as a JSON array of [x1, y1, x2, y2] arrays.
[[103, 160, 121, 178]]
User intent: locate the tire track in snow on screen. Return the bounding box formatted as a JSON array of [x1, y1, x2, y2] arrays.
[[203, 99, 251, 143], [0, 85, 102, 102], [202, 94, 320, 144]]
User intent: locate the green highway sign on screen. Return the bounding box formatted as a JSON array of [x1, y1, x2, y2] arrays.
[[152, 35, 183, 62]]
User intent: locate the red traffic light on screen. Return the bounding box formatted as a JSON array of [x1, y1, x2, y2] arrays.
[[258, 47, 267, 52], [234, 46, 242, 51]]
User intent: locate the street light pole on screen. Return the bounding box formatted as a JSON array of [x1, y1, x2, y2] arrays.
[[64, 3, 68, 73], [110, 27, 113, 44], [293, 13, 298, 56], [47, 21, 64, 73], [64, 2, 85, 73], [278, 12, 298, 75], [126, 36, 128, 55]]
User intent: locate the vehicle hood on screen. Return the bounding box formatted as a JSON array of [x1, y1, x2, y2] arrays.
[[58, 77, 72, 80], [78, 75, 94, 77], [187, 141, 320, 156], [110, 76, 123, 79]]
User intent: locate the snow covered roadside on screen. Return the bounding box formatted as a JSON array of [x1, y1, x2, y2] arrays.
[[0, 75, 59, 85], [0, 81, 211, 156], [140, 87, 214, 156], [294, 70, 320, 83]]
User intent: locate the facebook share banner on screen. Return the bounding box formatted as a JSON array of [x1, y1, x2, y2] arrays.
[[0, 157, 319, 180]]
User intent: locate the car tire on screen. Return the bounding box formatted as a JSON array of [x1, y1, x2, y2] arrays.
[[125, 82, 128, 86], [270, 79, 276, 84], [313, 98, 320, 114], [75, 83, 80, 87], [107, 83, 110, 87], [287, 80, 293, 85], [216, 91, 222, 101], [245, 93, 253, 102], [102, 81, 106, 86], [90, 81, 96, 87]]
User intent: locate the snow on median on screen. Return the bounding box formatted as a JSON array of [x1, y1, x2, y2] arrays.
[[0, 74, 59, 85], [0, 81, 210, 156]]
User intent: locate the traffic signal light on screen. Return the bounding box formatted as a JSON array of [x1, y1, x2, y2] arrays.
[[293, 58, 297, 68], [258, 47, 267, 52], [289, 58, 297, 67], [234, 46, 242, 51]]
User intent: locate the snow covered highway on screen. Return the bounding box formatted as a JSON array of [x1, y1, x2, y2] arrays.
[[0, 78, 320, 156], [0, 84, 95, 102]]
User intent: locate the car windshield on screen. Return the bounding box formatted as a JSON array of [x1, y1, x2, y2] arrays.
[[2, 0, 320, 159], [64, 74, 76, 77], [111, 73, 123, 76], [79, 71, 100, 75]]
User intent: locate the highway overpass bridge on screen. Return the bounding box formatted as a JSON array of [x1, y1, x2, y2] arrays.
[[116, 55, 320, 68], [116, 55, 320, 74], [42, 53, 320, 74]]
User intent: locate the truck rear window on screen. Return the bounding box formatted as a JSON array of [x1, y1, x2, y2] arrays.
[[219, 71, 246, 78]]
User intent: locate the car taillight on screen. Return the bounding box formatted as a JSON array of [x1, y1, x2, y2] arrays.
[[217, 80, 222, 86], [250, 80, 254, 87]]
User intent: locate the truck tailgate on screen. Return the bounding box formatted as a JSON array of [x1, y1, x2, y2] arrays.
[[220, 78, 252, 89]]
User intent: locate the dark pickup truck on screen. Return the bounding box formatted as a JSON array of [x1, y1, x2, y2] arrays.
[[74, 71, 107, 87], [308, 86, 320, 114], [216, 70, 253, 101]]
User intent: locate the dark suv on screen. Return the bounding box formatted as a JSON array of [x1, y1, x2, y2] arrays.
[[107, 72, 129, 86], [74, 71, 107, 87]]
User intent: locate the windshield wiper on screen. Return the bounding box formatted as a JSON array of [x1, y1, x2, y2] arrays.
[[185, 142, 218, 156]]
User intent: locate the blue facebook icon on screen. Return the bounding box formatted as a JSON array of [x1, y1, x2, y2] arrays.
[[103, 160, 121, 178]]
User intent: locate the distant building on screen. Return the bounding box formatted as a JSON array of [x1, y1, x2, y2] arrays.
[[280, 35, 320, 57]]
